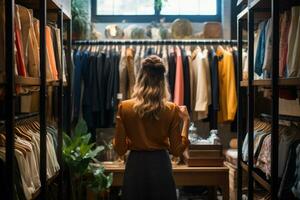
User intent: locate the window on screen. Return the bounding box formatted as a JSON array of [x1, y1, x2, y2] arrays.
[[96, 0, 155, 15], [91, 0, 221, 23], [160, 0, 217, 15]]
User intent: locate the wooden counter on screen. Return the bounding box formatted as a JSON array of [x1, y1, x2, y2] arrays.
[[102, 163, 229, 200]]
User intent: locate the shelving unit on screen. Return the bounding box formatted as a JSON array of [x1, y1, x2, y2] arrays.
[[240, 78, 300, 87], [237, 0, 300, 200], [3, 0, 72, 200]]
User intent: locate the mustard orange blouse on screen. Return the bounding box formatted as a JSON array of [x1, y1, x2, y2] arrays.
[[113, 99, 189, 156]]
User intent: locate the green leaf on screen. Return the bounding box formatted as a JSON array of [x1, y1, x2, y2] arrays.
[[106, 173, 113, 188], [63, 133, 72, 147], [79, 143, 94, 156], [74, 118, 88, 136], [81, 133, 92, 144], [84, 146, 104, 159]]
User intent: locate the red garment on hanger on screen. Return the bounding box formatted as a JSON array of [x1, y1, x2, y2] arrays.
[[174, 47, 184, 105], [15, 23, 27, 77]]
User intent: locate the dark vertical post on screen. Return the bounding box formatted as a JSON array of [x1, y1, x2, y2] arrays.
[[57, 9, 64, 200], [237, 18, 243, 200], [231, 0, 238, 39], [4, 0, 15, 199], [66, 19, 72, 136], [271, 0, 279, 199], [66, 19, 73, 200], [247, 9, 254, 200], [39, 0, 47, 199]]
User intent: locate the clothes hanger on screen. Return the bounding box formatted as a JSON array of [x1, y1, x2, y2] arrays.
[[14, 125, 31, 141], [29, 120, 39, 132], [0, 133, 5, 147]]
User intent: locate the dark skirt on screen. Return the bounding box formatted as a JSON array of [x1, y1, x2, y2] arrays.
[[122, 150, 177, 200]]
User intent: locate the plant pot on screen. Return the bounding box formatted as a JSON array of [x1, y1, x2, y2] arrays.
[[86, 188, 110, 200]]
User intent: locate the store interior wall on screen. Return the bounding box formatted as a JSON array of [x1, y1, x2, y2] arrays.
[[85, 0, 232, 39]]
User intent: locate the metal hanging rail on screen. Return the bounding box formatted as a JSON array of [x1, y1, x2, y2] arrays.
[[72, 39, 238, 46]]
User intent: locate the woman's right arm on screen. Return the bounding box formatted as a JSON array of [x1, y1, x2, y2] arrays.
[[113, 103, 128, 156], [169, 106, 190, 157]]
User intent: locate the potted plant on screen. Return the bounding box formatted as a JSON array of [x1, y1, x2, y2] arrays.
[[72, 0, 90, 40], [63, 119, 113, 200]]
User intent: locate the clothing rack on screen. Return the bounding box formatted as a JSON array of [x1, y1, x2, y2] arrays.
[[73, 39, 238, 46], [73, 39, 237, 131], [3, 1, 72, 200]]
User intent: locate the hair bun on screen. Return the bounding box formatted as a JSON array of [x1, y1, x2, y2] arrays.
[[142, 55, 165, 73]]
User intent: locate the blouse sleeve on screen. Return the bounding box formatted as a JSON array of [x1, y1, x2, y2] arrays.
[[113, 103, 129, 156], [169, 105, 190, 157]]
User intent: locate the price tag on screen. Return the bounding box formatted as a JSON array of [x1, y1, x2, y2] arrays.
[[117, 93, 123, 100]]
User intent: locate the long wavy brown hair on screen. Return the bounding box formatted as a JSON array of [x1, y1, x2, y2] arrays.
[[132, 55, 170, 119]]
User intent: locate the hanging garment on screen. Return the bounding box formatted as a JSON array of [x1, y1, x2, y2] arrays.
[[181, 48, 191, 112], [207, 48, 219, 128], [278, 126, 300, 177], [208, 48, 219, 112], [287, 6, 300, 77], [174, 46, 184, 106], [279, 11, 291, 77], [216, 47, 237, 122], [254, 20, 267, 77], [292, 7, 300, 77], [46, 26, 58, 80], [52, 27, 61, 78], [27, 22, 40, 77], [119, 46, 128, 100], [279, 140, 300, 199], [73, 50, 89, 121], [186, 47, 196, 114], [82, 51, 97, 129], [168, 48, 177, 100], [193, 48, 211, 120], [162, 46, 169, 74], [292, 144, 300, 198], [105, 50, 120, 125], [262, 18, 273, 74], [126, 48, 135, 98], [133, 45, 141, 76], [242, 50, 249, 80], [15, 6, 27, 76]]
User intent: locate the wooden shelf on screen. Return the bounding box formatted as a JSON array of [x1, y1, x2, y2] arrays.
[[31, 171, 60, 200], [15, 76, 40, 86], [15, 0, 71, 19], [0, 76, 66, 87], [240, 161, 271, 192], [240, 78, 300, 87], [51, 81, 67, 87]]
